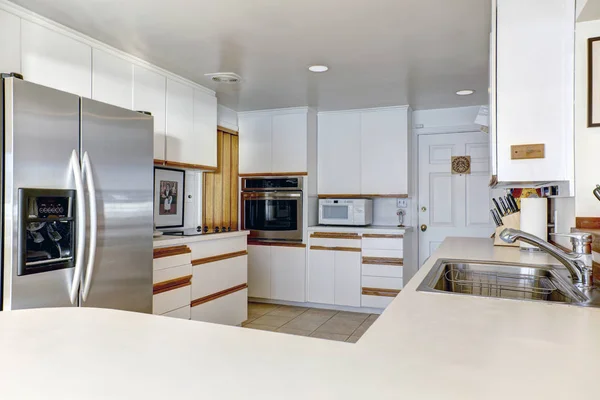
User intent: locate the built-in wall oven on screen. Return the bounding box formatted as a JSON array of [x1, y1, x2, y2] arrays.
[[241, 177, 303, 242]]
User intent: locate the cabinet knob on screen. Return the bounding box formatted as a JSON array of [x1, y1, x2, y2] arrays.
[[420, 224, 428, 232]]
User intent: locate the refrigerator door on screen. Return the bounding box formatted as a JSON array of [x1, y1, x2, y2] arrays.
[[80, 98, 153, 313], [2, 78, 81, 310]]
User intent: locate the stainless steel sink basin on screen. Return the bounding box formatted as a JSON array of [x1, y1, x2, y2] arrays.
[[417, 259, 591, 305]]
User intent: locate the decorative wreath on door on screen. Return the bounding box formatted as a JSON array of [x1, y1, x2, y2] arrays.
[[451, 156, 471, 175]]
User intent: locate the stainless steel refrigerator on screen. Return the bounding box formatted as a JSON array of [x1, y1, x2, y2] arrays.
[[0, 75, 153, 312]]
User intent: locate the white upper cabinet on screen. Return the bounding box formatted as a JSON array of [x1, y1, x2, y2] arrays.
[[0, 10, 21, 74], [21, 20, 92, 98], [239, 114, 273, 174], [318, 112, 362, 194], [492, 0, 574, 184], [360, 108, 409, 195], [193, 88, 218, 169], [133, 65, 166, 161], [165, 79, 194, 165], [92, 49, 133, 109], [271, 113, 308, 173]]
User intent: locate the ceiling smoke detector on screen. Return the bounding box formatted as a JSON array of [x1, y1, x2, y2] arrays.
[[204, 72, 242, 84]]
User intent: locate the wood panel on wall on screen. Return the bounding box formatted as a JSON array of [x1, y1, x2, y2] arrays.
[[202, 128, 239, 233]]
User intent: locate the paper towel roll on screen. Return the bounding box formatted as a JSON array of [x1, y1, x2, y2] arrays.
[[519, 198, 548, 250]]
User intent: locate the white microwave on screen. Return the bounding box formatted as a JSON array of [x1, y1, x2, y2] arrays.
[[318, 199, 373, 226]]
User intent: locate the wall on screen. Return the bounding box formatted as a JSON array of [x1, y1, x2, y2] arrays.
[[217, 105, 239, 132], [412, 105, 482, 134]]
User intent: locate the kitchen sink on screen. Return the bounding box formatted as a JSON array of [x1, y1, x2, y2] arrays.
[[416, 259, 590, 305]]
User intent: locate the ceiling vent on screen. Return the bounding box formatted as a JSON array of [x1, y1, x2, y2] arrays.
[[204, 72, 242, 84]]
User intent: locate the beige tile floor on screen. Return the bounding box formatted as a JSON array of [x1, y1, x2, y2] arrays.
[[242, 302, 379, 343]]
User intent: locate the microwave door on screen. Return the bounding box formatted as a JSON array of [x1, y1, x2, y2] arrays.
[[320, 204, 352, 225]]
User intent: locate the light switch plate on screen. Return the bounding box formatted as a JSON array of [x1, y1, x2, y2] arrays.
[[397, 199, 408, 208]]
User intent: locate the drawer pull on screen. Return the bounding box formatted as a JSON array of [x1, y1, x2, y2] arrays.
[[192, 250, 248, 266], [362, 234, 404, 239], [153, 245, 191, 259], [310, 246, 361, 252], [310, 232, 361, 239], [191, 283, 248, 307], [153, 275, 192, 295], [362, 257, 403, 266], [362, 287, 400, 297]]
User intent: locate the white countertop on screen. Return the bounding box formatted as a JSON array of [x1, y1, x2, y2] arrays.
[[153, 230, 249, 247], [2, 237, 600, 399], [308, 225, 412, 233]]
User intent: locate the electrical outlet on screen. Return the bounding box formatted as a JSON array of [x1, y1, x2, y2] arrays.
[[397, 199, 408, 208]]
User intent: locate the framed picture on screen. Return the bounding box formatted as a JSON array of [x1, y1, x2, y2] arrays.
[[154, 167, 185, 228], [588, 37, 600, 127]]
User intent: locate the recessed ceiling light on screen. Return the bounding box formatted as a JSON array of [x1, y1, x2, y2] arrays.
[[204, 72, 242, 84], [308, 65, 329, 73], [456, 89, 475, 96]]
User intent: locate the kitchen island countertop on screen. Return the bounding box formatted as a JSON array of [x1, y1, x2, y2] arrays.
[[1, 237, 599, 399]]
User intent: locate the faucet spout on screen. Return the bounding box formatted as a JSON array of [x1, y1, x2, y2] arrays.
[[499, 228, 590, 286]]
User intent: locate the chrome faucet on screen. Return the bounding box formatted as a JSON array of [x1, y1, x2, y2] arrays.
[[499, 228, 593, 288]]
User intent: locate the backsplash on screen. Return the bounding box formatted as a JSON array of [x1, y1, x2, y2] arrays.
[[372, 198, 412, 227]]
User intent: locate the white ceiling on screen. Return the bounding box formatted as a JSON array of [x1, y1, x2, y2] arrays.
[[10, 0, 491, 112]]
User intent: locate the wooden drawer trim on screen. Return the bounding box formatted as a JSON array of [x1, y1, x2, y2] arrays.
[[192, 250, 248, 266], [154, 159, 165, 166], [362, 287, 400, 297], [153, 245, 192, 259], [310, 246, 361, 252], [153, 275, 192, 295], [310, 232, 361, 240], [362, 257, 403, 266], [239, 172, 308, 177], [164, 160, 218, 172], [318, 194, 408, 199], [191, 283, 248, 307], [362, 234, 404, 239], [248, 240, 306, 248]]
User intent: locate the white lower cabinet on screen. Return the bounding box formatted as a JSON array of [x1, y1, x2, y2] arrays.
[[270, 246, 306, 302], [248, 245, 271, 298], [163, 305, 191, 320], [308, 249, 335, 304], [334, 251, 361, 307], [190, 289, 248, 326]]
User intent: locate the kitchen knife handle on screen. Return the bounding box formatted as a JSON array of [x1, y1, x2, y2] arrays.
[[499, 197, 509, 215], [492, 198, 504, 216]]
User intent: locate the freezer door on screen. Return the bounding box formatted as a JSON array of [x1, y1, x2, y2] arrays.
[[80, 98, 153, 313], [2, 78, 81, 310]]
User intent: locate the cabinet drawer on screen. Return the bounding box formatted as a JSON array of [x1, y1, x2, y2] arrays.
[[361, 295, 394, 309], [153, 285, 191, 315], [153, 245, 192, 271], [362, 276, 403, 290], [362, 264, 403, 278], [162, 305, 191, 320], [192, 254, 247, 300], [361, 236, 403, 250], [191, 288, 248, 326], [153, 264, 192, 284], [310, 233, 361, 249], [362, 249, 403, 259]]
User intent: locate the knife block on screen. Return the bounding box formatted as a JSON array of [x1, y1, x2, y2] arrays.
[[493, 212, 520, 247]]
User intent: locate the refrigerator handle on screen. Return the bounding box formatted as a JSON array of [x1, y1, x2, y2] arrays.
[[81, 152, 97, 302], [69, 150, 86, 304]]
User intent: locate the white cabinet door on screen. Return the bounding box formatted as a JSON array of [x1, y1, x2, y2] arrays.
[[360, 109, 408, 195], [247, 245, 271, 298], [334, 250, 361, 307], [193, 89, 218, 168], [0, 10, 21, 74], [308, 249, 335, 304], [495, 0, 574, 183], [239, 115, 272, 174], [92, 49, 133, 109], [318, 112, 361, 194], [133, 65, 166, 161], [270, 246, 306, 302], [165, 79, 194, 164], [21, 20, 92, 97], [271, 113, 307, 173]]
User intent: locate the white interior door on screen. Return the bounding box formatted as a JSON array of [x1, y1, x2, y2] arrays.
[[418, 132, 496, 267]]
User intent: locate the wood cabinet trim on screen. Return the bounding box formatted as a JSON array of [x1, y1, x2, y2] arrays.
[[310, 246, 361, 252], [362, 234, 404, 239], [362, 287, 400, 297], [191, 250, 248, 266], [248, 241, 306, 248], [318, 194, 408, 199], [310, 232, 361, 239], [239, 172, 308, 177], [191, 283, 248, 307], [165, 160, 218, 171], [153, 245, 192, 259], [154, 159, 166, 166], [362, 257, 404, 266], [575, 217, 600, 230], [153, 275, 193, 295], [217, 125, 238, 135]]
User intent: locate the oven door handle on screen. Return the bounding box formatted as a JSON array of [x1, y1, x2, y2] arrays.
[[242, 192, 302, 200]]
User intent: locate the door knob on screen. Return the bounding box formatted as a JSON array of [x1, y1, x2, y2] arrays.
[[421, 206, 427, 212], [421, 224, 428, 232]]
